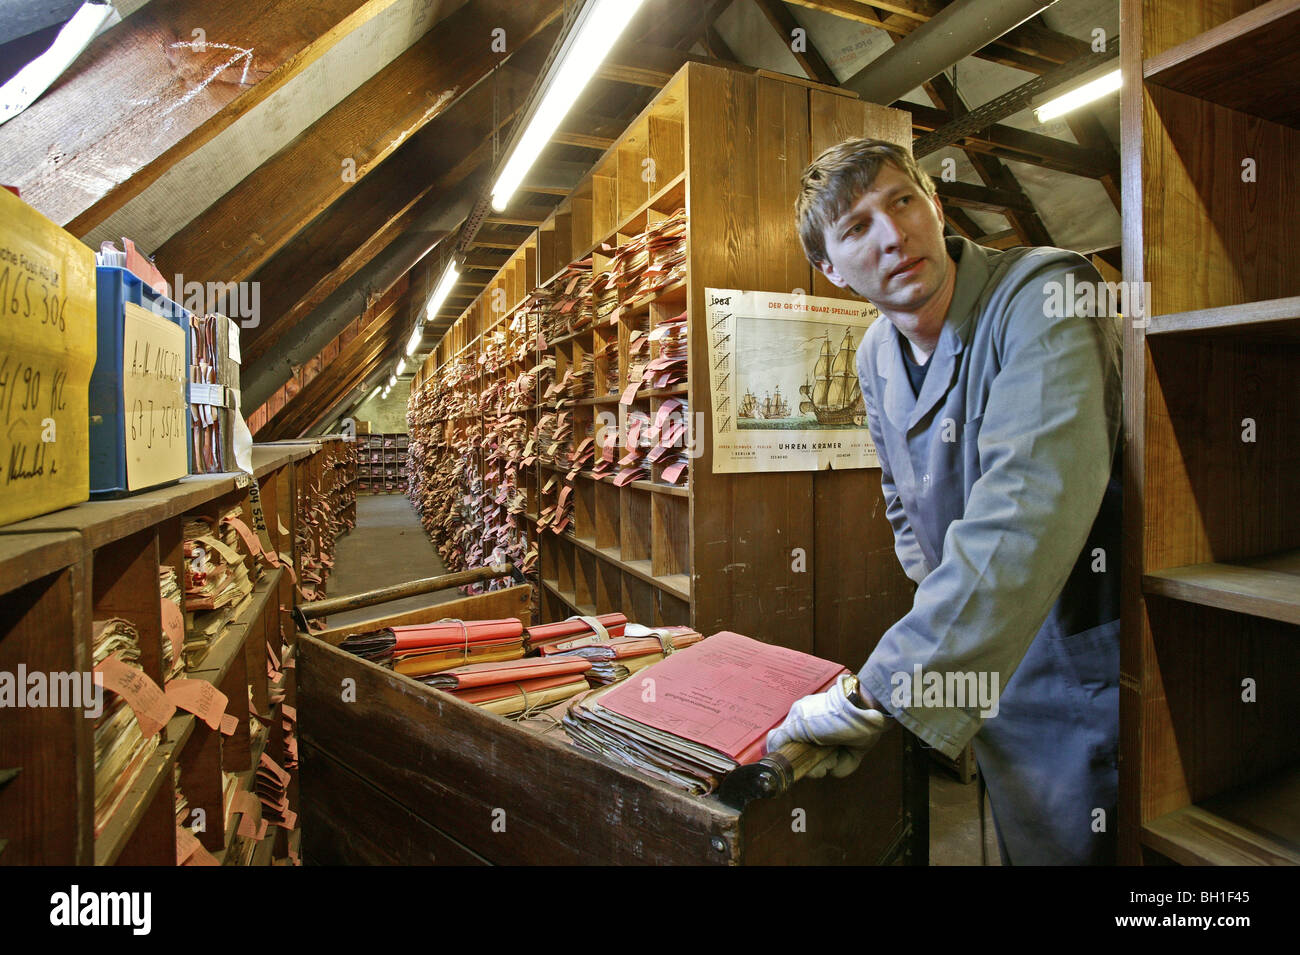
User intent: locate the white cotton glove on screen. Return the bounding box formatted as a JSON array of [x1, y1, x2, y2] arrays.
[[765, 677, 888, 777]]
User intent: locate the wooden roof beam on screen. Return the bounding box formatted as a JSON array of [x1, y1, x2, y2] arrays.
[[154, 0, 562, 286], [751, 0, 839, 86], [0, 0, 408, 232], [934, 180, 1035, 215]]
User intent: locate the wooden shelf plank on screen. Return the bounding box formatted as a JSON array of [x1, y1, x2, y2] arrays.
[[1144, 0, 1300, 127], [1143, 549, 1300, 625], [0, 446, 301, 549], [1142, 766, 1300, 865], [540, 579, 595, 617], [0, 531, 82, 596], [1146, 296, 1300, 338]]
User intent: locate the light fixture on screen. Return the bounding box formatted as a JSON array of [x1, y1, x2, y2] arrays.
[[1032, 64, 1120, 122], [425, 261, 460, 321], [490, 0, 645, 211], [367, 386, 382, 401], [405, 324, 424, 356], [396, 358, 407, 376], [388, 374, 397, 387]]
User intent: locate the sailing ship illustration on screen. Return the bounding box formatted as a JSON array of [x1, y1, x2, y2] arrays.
[[738, 386, 790, 419], [800, 329, 866, 426]]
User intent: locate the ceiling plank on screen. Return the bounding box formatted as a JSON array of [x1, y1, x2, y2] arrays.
[[0, 0, 416, 232], [154, 0, 561, 286]]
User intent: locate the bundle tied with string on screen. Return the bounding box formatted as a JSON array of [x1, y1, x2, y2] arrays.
[[338, 617, 525, 677]]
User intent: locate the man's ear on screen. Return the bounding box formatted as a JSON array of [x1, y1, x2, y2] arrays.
[[930, 190, 944, 222], [817, 257, 850, 289]]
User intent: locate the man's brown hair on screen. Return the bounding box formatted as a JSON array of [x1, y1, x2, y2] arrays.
[[795, 138, 937, 268]]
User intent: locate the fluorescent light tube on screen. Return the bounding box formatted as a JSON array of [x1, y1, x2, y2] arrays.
[[491, 0, 645, 211], [406, 325, 424, 356], [396, 358, 407, 376], [1033, 67, 1120, 122], [425, 262, 460, 321]]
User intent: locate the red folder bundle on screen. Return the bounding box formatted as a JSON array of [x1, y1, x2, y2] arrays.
[[423, 656, 594, 716], [549, 626, 704, 684], [563, 631, 846, 794], [525, 613, 627, 652], [340, 618, 526, 677]]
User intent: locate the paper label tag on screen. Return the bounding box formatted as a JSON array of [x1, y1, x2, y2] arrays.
[[188, 381, 226, 406], [94, 653, 176, 738], [220, 712, 239, 736], [123, 302, 187, 490], [226, 316, 241, 365], [165, 677, 228, 731], [160, 598, 184, 662]]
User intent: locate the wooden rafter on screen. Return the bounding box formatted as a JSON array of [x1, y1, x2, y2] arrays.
[[0, 0, 405, 231], [922, 71, 1053, 246], [751, 0, 839, 86], [154, 0, 561, 286], [933, 179, 1036, 214], [239, 45, 549, 366]]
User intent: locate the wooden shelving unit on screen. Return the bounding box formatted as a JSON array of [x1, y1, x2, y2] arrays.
[[357, 433, 407, 495], [0, 442, 335, 864], [408, 61, 916, 670], [1120, 0, 1300, 865]]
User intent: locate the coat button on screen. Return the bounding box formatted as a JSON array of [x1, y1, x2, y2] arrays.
[[922, 473, 931, 489]]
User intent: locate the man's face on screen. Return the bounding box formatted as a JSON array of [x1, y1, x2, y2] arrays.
[[816, 162, 951, 318]]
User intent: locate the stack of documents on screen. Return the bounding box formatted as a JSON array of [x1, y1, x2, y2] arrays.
[[645, 397, 691, 486], [643, 312, 688, 389], [563, 631, 845, 794], [612, 209, 687, 301], [423, 656, 595, 717], [525, 613, 627, 652], [92, 618, 162, 835], [340, 618, 526, 676], [615, 410, 652, 486], [547, 625, 703, 684], [182, 516, 255, 665]]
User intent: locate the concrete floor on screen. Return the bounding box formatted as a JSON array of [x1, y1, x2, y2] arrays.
[[328, 492, 994, 864], [325, 493, 460, 630], [928, 763, 1000, 866]]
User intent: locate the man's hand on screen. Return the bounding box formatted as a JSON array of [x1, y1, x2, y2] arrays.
[[765, 676, 889, 777]]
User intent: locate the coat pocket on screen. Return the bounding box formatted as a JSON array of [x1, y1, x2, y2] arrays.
[[1053, 618, 1119, 697]]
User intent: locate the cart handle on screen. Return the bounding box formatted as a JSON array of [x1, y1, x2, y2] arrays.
[[294, 562, 524, 628]]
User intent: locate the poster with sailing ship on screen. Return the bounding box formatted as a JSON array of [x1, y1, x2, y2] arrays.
[[705, 288, 880, 473]]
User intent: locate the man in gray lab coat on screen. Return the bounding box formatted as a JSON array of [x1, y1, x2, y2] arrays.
[[767, 138, 1122, 865]]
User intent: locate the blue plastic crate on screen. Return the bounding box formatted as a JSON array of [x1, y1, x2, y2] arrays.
[[90, 266, 193, 497]]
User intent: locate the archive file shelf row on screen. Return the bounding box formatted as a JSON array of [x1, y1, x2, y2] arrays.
[[0, 444, 319, 865]]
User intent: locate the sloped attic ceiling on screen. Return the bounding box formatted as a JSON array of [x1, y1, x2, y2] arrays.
[[0, 0, 1121, 439]]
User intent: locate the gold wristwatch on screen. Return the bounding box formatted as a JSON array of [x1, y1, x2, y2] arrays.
[[840, 673, 872, 710]]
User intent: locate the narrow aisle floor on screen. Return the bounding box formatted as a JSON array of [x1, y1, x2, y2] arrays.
[[325, 494, 461, 630]]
